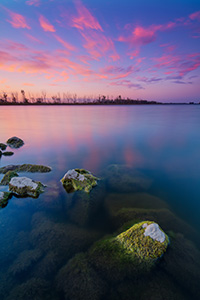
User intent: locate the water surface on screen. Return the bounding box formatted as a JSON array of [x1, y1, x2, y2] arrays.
[[0, 105, 200, 300]]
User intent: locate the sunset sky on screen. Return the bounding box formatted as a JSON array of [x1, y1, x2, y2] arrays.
[[0, 0, 200, 102]]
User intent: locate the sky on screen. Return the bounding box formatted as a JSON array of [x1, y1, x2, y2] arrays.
[[0, 0, 200, 102]]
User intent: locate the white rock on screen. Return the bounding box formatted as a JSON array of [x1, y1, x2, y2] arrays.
[[144, 223, 165, 243], [9, 177, 38, 189], [142, 223, 148, 228], [0, 192, 4, 200], [63, 169, 85, 181]]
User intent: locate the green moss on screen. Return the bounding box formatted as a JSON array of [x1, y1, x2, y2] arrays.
[[9, 180, 45, 198], [0, 171, 18, 185], [89, 221, 169, 282], [0, 164, 52, 174], [61, 168, 98, 193], [0, 192, 11, 208], [0, 143, 7, 151], [6, 136, 24, 149], [2, 151, 14, 156]]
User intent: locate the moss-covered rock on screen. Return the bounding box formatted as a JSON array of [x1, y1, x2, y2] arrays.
[[1, 171, 19, 185], [103, 164, 151, 193], [9, 177, 45, 198], [104, 192, 169, 216], [61, 168, 98, 193], [5, 278, 50, 300], [160, 233, 200, 299], [6, 136, 24, 149], [2, 151, 14, 156], [0, 191, 11, 208], [0, 143, 7, 151], [111, 207, 199, 245], [8, 249, 43, 276], [89, 221, 169, 282], [56, 253, 107, 300], [0, 164, 52, 174], [65, 181, 106, 227]]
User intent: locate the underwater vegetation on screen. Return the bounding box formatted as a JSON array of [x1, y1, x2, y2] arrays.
[[0, 163, 200, 300]]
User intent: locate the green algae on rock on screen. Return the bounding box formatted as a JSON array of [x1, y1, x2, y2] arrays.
[[0, 171, 19, 185], [0, 191, 11, 208], [2, 151, 14, 156], [61, 168, 98, 193], [9, 177, 45, 198], [0, 164, 52, 174], [89, 221, 169, 282], [6, 136, 24, 149], [0, 143, 7, 151]]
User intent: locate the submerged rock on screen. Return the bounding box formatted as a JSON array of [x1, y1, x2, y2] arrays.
[[0, 191, 11, 208], [0, 171, 19, 185], [61, 168, 98, 193], [89, 221, 169, 282], [104, 164, 151, 193], [9, 177, 45, 198], [6, 136, 24, 149], [2, 151, 14, 156], [56, 253, 107, 300], [0, 164, 52, 174], [0, 143, 7, 151]]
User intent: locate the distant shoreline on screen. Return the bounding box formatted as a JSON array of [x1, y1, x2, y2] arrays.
[[0, 102, 199, 106]]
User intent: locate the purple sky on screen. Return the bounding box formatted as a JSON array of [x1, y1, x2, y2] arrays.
[[0, 0, 200, 102]]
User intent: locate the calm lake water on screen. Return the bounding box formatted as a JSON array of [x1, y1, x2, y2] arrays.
[[0, 105, 200, 300]]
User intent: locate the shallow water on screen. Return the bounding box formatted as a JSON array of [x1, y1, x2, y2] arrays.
[[0, 105, 200, 300]]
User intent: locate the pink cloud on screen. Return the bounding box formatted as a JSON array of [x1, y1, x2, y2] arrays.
[[54, 34, 76, 51], [39, 15, 56, 32], [80, 30, 120, 61], [110, 80, 143, 89], [23, 82, 35, 86], [72, 1, 103, 31], [100, 65, 136, 80], [153, 52, 200, 78], [25, 33, 43, 44], [118, 21, 176, 49], [26, 0, 41, 6], [189, 11, 200, 21], [6, 9, 31, 29]]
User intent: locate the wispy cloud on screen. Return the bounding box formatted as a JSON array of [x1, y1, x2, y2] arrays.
[[6, 8, 31, 29], [26, 0, 41, 6], [71, 0, 103, 31], [189, 11, 200, 21], [110, 80, 143, 89], [39, 15, 56, 32], [54, 34, 76, 51]]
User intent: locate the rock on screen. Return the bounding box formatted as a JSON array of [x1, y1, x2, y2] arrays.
[[104, 164, 151, 193], [0, 164, 52, 174], [0, 171, 19, 185], [2, 151, 14, 156], [89, 221, 169, 282], [160, 233, 200, 299], [56, 253, 108, 300], [111, 207, 199, 246], [0, 191, 11, 208], [0, 150, 2, 156], [6, 136, 24, 148], [143, 222, 166, 243], [0, 143, 7, 151], [9, 177, 45, 198], [61, 168, 98, 193]]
